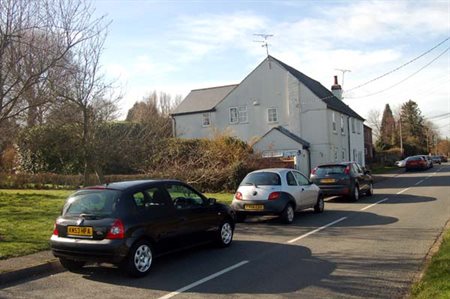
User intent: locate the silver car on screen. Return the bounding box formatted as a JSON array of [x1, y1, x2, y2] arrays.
[[231, 168, 324, 224]]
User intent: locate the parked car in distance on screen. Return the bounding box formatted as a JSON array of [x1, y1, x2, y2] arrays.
[[231, 168, 324, 224], [423, 155, 433, 168], [50, 180, 235, 277], [405, 155, 429, 171], [395, 159, 407, 168], [431, 155, 442, 165], [310, 162, 373, 201], [439, 155, 448, 162]]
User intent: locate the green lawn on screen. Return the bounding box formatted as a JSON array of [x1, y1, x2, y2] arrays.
[[0, 189, 234, 260], [411, 229, 450, 299], [0, 190, 72, 259]]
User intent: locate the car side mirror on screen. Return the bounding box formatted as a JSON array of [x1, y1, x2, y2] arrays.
[[208, 198, 217, 205], [364, 169, 371, 175]]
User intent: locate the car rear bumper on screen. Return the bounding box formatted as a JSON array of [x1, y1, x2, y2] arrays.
[[230, 198, 289, 215], [316, 185, 351, 196], [50, 235, 132, 264]]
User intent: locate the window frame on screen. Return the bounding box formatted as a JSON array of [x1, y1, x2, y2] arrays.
[[202, 112, 211, 127], [267, 107, 278, 124], [332, 112, 337, 133], [229, 107, 239, 124], [238, 106, 248, 123], [340, 115, 345, 135]]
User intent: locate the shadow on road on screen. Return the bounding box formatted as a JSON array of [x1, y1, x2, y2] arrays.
[[77, 240, 336, 295], [326, 193, 436, 204]]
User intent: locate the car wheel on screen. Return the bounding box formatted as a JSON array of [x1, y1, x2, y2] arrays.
[[59, 258, 85, 271], [216, 219, 233, 248], [123, 240, 153, 277], [366, 182, 374, 196], [235, 212, 246, 223], [280, 203, 295, 224], [350, 185, 360, 201], [314, 195, 324, 213]]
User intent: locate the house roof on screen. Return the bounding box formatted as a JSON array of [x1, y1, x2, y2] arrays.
[[269, 56, 365, 120], [171, 84, 238, 116], [259, 126, 310, 149]]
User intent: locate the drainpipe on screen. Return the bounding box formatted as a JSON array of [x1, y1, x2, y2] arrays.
[[171, 115, 177, 137], [347, 116, 351, 161]]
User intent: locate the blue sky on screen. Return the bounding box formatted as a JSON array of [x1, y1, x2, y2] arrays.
[[93, 0, 450, 137]]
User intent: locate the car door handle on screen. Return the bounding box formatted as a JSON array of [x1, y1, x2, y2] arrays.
[[301, 188, 305, 191]]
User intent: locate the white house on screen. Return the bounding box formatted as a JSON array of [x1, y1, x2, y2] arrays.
[[171, 56, 365, 175]]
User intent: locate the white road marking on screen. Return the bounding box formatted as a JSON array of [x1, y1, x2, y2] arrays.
[[287, 217, 347, 244], [415, 180, 424, 186], [360, 197, 389, 211], [396, 188, 410, 195], [158, 260, 249, 299]]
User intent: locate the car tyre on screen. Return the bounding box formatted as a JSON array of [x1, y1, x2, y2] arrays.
[[122, 240, 153, 277], [366, 182, 374, 196], [280, 203, 295, 224], [216, 219, 234, 248], [314, 195, 325, 213], [350, 185, 360, 202], [59, 258, 85, 271]]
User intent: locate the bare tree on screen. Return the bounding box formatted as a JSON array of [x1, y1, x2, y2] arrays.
[[0, 0, 108, 127], [366, 109, 381, 142], [49, 6, 119, 185]]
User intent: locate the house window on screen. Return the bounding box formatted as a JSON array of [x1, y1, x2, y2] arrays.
[[334, 149, 338, 161], [351, 118, 355, 133], [202, 113, 211, 127], [268, 108, 278, 123], [353, 149, 357, 161], [357, 121, 361, 134], [340, 115, 345, 135], [332, 112, 337, 132], [342, 149, 345, 160], [229, 107, 238, 124], [238, 106, 248, 123]]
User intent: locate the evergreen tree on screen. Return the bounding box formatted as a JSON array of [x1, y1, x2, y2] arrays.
[[399, 100, 427, 155], [377, 104, 396, 149]]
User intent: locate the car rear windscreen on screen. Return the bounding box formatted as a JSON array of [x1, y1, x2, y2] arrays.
[[316, 165, 346, 176], [63, 189, 121, 217], [241, 172, 281, 186]]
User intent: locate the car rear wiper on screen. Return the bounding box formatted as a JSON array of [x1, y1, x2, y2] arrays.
[[79, 213, 100, 219], [244, 182, 258, 188]]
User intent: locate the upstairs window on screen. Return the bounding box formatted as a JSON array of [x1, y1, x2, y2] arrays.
[[229, 107, 238, 124], [202, 113, 211, 127], [357, 121, 362, 134], [351, 118, 355, 133], [238, 106, 248, 123], [341, 115, 345, 135], [268, 108, 278, 123]]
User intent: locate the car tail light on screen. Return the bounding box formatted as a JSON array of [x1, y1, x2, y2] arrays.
[[52, 223, 58, 236], [344, 165, 351, 174], [235, 192, 243, 200], [106, 219, 125, 239], [311, 167, 317, 175], [268, 192, 280, 200]]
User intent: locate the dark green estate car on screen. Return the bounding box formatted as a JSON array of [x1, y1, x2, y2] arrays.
[[50, 180, 235, 277], [310, 162, 373, 201]]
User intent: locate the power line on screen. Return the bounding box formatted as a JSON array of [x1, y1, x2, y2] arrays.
[[347, 46, 450, 99], [346, 37, 450, 92], [426, 112, 450, 120]]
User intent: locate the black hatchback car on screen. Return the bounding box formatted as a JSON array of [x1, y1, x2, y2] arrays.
[[50, 180, 235, 277], [310, 162, 373, 201]]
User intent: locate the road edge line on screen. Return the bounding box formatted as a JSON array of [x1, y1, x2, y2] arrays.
[[287, 217, 347, 244], [360, 197, 389, 211]]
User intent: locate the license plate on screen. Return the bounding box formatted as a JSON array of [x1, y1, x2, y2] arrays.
[[321, 178, 336, 183], [244, 204, 264, 211], [67, 226, 93, 237]]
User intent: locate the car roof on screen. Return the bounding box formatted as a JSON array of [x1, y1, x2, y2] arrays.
[[316, 162, 353, 167], [84, 179, 184, 191], [249, 168, 298, 175]]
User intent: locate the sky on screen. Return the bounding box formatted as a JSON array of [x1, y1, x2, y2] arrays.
[[92, 0, 450, 138]]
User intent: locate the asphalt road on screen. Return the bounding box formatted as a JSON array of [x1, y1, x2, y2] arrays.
[[1, 164, 449, 299]]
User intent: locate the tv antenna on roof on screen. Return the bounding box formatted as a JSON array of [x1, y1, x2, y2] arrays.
[[335, 68, 351, 89], [254, 34, 273, 57]]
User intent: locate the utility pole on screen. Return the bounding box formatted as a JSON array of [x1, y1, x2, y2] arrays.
[[253, 34, 273, 57], [335, 68, 351, 89], [399, 119, 403, 157]]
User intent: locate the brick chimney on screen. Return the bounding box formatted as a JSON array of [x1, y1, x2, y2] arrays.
[[331, 75, 342, 100]]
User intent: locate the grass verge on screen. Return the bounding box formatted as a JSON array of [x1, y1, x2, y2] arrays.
[[0, 189, 234, 259], [0, 189, 71, 259], [411, 228, 450, 298]]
